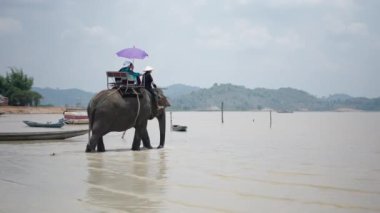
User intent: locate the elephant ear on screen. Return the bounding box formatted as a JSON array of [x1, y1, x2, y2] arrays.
[[158, 95, 171, 107], [156, 88, 171, 107]]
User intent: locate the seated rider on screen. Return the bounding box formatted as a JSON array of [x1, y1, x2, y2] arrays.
[[119, 61, 141, 85], [142, 66, 160, 108]]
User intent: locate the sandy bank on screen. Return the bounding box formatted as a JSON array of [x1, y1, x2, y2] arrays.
[[0, 106, 66, 114]]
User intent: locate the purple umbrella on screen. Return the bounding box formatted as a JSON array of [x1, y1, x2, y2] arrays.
[[116, 46, 148, 59]]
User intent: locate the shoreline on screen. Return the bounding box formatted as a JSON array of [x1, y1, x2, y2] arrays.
[[0, 106, 67, 114], [0, 106, 367, 114]]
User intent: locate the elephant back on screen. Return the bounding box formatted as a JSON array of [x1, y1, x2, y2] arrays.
[[87, 89, 123, 118], [89, 90, 119, 109]]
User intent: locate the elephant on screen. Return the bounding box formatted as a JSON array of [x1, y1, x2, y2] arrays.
[[85, 88, 170, 152]]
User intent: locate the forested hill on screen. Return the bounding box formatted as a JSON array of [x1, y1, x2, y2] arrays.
[[164, 84, 200, 98], [32, 87, 94, 107], [32, 84, 380, 111], [168, 83, 380, 111]]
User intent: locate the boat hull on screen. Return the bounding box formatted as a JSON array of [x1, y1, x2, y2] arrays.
[[0, 129, 88, 141], [64, 111, 89, 124], [64, 119, 89, 124], [172, 125, 187, 132], [23, 120, 64, 128]]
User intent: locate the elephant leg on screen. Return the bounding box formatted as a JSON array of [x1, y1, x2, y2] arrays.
[[140, 128, 153, 149], [97, 137, 105, 152], [131, 129, 142, 151], [157, 111, 166, 149], [85, 144, 92, 152], [86, 134, 99, 152]]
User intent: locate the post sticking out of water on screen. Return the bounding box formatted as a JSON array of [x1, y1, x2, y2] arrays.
[[270, 110, 272, 128], [221, 102, 224, 123], [170, 111, 173, 131]]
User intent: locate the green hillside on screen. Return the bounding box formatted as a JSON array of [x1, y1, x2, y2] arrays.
[[168, 83, 380, 111]]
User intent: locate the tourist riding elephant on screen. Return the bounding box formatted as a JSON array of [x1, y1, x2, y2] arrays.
[[85, 88, 169, 152]]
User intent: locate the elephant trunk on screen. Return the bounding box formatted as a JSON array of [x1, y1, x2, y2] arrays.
[[157, 110, 166, 149]]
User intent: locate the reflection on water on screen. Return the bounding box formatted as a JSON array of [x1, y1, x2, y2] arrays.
[[85, 151, 167, 212], [1, 112, 380, 212]]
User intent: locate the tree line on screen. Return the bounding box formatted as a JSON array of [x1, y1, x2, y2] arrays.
[[0, 67, 42, 106]]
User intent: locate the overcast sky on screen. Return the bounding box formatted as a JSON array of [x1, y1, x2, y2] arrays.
[[1, 0, 379, 97]]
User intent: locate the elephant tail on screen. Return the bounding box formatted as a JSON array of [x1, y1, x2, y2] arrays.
[[88, 108, 97, 143], [87, 98, 96, 143]]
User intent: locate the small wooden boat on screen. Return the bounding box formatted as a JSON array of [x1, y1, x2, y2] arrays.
[[172, 125, 187, 132], [0, 129, 88, 141], [64, 111, 89, 124], [23, 119, 65, 128]]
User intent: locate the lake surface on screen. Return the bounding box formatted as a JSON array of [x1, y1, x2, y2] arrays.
[[0, 112, 379, 212]]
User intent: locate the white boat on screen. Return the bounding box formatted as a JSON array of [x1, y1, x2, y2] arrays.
[[63, 111, 89, 124]]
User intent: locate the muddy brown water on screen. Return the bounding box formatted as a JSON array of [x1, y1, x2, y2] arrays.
[[0, 112, 379, 212]]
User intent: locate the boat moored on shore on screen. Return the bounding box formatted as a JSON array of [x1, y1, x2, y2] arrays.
[[23, 119, 64, 128], [0, 129, 88, 141], [63, 111, 89, 124]]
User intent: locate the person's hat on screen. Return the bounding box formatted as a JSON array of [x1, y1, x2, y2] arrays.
[[143, 66, 154, 72], [122, 61, 133, 68]]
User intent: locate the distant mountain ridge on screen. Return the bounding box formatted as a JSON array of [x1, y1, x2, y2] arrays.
[[32, 84, 380, 111], [32, 87, 94, 107], [168, 84, 324, 111], [32, 84, 202, 107], [168, 83, 380, 111], [164, 84, 201, 98], [324, 93, 353, 101]]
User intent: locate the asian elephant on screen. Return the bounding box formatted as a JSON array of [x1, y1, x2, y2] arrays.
[[85, 88, 169, 152]]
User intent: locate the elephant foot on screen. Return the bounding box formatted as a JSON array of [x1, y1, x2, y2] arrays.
[[157, 145, 164, 149], [86, 144, 100, 153], [131, 146, 140, 151], [85, 144, 93, 153], [144, 145, 153, 149], [97, 143, 106, 152]]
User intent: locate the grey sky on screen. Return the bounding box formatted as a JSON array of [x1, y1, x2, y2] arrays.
[[0, 0, 379, 97]]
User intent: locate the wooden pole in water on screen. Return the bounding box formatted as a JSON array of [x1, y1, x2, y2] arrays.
[[270, 110, 272, 128], [170, 111, 173, 131], [221, 102, 224, 123]]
